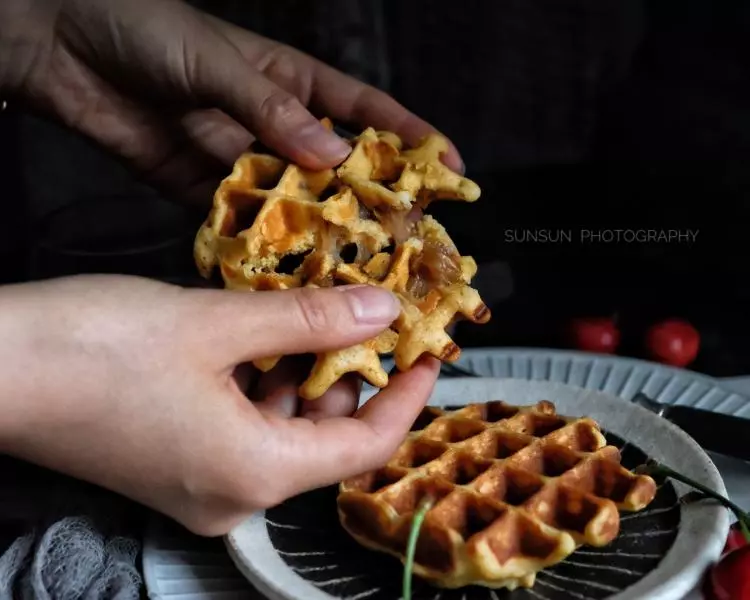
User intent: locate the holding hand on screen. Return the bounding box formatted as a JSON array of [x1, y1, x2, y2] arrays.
[[0, 276, 438, 536], [1, 0, 461, 204]]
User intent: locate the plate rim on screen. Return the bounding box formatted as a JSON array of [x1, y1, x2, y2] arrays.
[[413, 347, 750, 418], [225, 377, 729, 600]]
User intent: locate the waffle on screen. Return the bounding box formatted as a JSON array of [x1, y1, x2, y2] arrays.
[[194, 119, 490, 399], [337, 400, 657, 590]]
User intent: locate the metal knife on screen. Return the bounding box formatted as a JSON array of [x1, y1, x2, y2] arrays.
[[632, 392, 750, 463]]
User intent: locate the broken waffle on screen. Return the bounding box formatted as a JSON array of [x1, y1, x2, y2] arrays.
[[194, 119, 490, 399], [337, 400, 657, 590]]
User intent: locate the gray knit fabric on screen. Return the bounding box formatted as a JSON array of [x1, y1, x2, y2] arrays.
[[0, 458, 143, 600], [0, 518, 140, 600]]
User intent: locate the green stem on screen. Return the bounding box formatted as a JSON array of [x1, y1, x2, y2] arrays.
[[403, 496, 434, 600], [638, 461, 750, 543], [738, 516, 750, 543]]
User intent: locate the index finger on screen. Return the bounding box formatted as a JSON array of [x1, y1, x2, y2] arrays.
[[268, 357, 440, 497], [309, 62, 464, 173], [204, 14, 463, 172]]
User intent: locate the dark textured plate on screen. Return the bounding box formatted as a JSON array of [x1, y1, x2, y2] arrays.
[[225, 379, 728, 600]]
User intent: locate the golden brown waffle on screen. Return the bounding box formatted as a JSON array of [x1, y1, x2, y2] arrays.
[[337, 400, 657, 590], [194, 119, 490, 399]]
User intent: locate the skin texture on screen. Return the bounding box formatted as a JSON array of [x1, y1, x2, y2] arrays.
[[0, 276, 440, 536], [1, 0, 463, 205]]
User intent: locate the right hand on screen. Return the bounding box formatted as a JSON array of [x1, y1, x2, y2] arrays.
[[0, 0, 463, 205], [0, 275, 439, 536]]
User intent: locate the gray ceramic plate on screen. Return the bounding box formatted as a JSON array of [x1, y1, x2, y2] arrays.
[[224, 378, 729, 600], [377, 348, 750, 419]]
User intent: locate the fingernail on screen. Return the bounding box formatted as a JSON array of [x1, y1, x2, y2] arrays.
[[342, 285, 400, 325], [299, 122, 351, 163]]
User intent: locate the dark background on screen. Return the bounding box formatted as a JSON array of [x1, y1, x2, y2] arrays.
[[1, 0, 749, 375]]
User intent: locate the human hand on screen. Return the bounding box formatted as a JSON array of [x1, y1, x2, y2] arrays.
[[1, 0, 462, 205], [0, 275, 439, 536]]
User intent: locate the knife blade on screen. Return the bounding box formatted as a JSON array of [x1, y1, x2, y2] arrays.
[[632, 392, 750, 463]]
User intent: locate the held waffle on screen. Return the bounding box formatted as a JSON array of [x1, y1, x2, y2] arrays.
[[194, 119, 490, 399], [337, 400, 658, 590]]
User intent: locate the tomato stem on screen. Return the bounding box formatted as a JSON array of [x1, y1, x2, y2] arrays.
[[403, 496, 434, 600], [637, 460, 750, 543]]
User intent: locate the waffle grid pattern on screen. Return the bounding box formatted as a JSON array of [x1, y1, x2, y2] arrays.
[[338, 401, 657, 590], [194, 121, 490, 399]]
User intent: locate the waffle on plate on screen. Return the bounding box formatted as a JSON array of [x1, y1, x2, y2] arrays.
[[337, 400, 657, 590], [194, 119, 490, 399]]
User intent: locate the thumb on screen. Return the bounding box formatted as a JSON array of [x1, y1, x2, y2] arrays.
[[192, 285, 401, 365]]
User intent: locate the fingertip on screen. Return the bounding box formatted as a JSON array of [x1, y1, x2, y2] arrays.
[[410, 354, 442, 375], [396, 121, 465, 174], [445, 144, 466, 175], [207, 286, 398, 364], [299, 374, 361, 422], [386, 355, 441, 389], [290, 123, 351, 169], [252, 92, 352, 169], [340, 285, 400, 325], [355, 355, 440, 430]]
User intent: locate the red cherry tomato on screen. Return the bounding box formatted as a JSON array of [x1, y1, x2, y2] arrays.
[[723, 521, 748, 555], [704, 545, 750, 600], [569, 318, 620, 354], [645, 319, 700, 367]]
